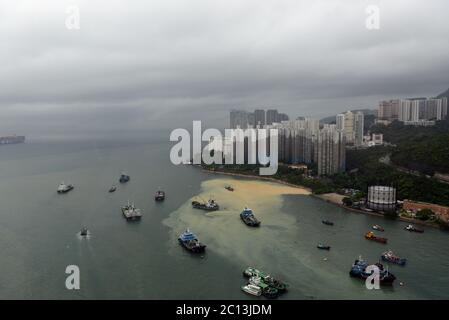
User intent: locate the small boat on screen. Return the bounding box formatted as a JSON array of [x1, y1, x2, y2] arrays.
[[121, 201, 142, 221], [57, 182, 74, 194], [241, 284, 262, 297], [191, 198, 219, 211], [119, 172, 130, 183], [225, 185, 234, 192], [240, 207, 261, 227], [372, 224, 384, 231], [108, 185, 117, 193], [381, 250, 407, 266], [365, 231, 388, 244], [155, 190, 165, 201], [243, 267, 265, 278], [349, 258, 396, 285], [178, 229, 206, 253], [322, 220, 334, 226], [317, 244, 331, 250], [80, 227, 88, 237], [404, 224, 424, 233]]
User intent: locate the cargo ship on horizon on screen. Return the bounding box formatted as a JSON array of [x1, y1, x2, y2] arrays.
[[0, 135, 25, 145]]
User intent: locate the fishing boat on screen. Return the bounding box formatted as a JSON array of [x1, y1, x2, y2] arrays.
[[372, 224, 384, 231], [240, 207, 261, 227], [119, 172, 130, 183], [178, 229, 206, 253], [108, 185, 117, 193], [155, 190, 165, 201], [349, 258, 396, 285], [381, 250, 407, 266], [317, 244, 331, 250], [242, 267, 288, 295], [225, 185, 234, 192], [57, 182, 74, 194], [241, 284, 262, 297], [404, 224, 424, 233], [365, 231, 388, 244], [322, 220, 334, 226], [191, 197, 219, 211], [121, 201, 142, 221], [247, 277, 280, 299]]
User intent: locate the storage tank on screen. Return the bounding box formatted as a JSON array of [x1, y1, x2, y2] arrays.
[[367, 185, 397, 212]]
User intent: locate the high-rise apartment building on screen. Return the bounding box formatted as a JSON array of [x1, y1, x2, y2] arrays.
[[336, 111, 364, 146], [378, 100, 400, 121], [317, 124, 346, 176], [266, 109, 279, 125], [398, 97, 447, 123], [254, 109, 265, 128]]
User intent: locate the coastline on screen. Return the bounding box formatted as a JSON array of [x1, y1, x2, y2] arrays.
[[201, 167, 442, 229]]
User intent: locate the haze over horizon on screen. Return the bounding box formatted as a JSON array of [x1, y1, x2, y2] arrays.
[[1, 0, 449, 137]]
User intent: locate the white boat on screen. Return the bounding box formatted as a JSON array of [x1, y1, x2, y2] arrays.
[[57, 182, 74, 193], [241, 284, 262, 296]]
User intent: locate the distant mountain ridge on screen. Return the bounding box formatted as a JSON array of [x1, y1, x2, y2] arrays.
[[437, 87, 449, 99]]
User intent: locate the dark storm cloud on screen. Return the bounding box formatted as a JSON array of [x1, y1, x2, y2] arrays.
[[1, 0, 449, 136]]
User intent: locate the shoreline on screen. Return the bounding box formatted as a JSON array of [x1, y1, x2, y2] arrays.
[[201, 168, 442, 229]]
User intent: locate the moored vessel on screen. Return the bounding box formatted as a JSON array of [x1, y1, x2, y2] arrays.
[[240, 207, 261, 227], [322, 220, 334, 226], [155, 190, 165, 201], [178, 229, 206, 253], [349, 258, 396, 285], [191, 198, 219, 211], [242, 267, 288, 298], [381, 250, 407, 266], [372, 224, 384, 231], [365, 231, 388, 244], [109, 185, 117, 193], [119, 172, 130, 183], [241, 284, 262, 297], [121, 201, 142, 221], [317, 244, 331, 250], [80, 227, 88, 237], [404, 224, 424, 233], [225, 185, 234, 192], [57, 182, 74, 194]]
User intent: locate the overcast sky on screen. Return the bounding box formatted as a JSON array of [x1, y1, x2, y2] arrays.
[[1, 0, 449, 137]]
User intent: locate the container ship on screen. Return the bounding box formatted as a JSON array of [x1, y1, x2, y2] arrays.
[[0, 135, 25, 145]]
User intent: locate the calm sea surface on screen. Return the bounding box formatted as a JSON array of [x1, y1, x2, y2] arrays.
[[0, 137, 448, 299]]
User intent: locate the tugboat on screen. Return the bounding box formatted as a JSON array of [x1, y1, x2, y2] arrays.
[[317, 244, 331, 250], [322, 220, 334, 226], [372, 224, 384, 231], [119, 172, 130, 183], [240, 207, 261, 227], [381, 250, 407, 266], [404, 224, 424, 233], [349, 258, 396, 285], [225, 185, 234, 192], [365, 231, 388, 244], [121, 201, 142, 221], [155, 190, 165, 201], [80, 227, 88, 237], [178, 229, 206, 253], [57, 182, 74, 194], [108, 185, 117, 193], [241, 284, 262, 297], [191, 198, 219, 211]]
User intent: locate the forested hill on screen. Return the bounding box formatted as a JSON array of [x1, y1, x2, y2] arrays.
[[371, 119, 449, 175]]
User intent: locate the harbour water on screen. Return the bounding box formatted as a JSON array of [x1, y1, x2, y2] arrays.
[[0, 136, 448, 299]]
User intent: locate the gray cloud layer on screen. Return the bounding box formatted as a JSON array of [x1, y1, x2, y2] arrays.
[[1, 0, 449, 137]]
